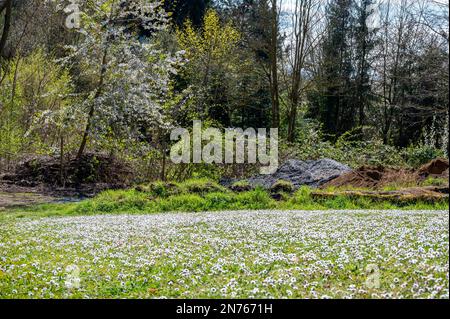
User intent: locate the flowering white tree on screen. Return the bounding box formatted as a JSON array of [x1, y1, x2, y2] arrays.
[[60, 0, 184, 159]]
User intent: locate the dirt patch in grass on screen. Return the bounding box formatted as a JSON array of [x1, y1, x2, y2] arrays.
[[0, 192, 57, 210], [0, 183, 95, 209]]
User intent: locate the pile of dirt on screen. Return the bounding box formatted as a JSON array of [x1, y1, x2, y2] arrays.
[[418, 158, 449, 180], [323, 158, 449, 189], [0, 153, 133, 189]]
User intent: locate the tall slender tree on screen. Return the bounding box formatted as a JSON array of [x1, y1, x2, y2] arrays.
[[315, 0, 354, 137], [0, 0, 12, 58], [285, 0, 320, 142], [164, 0, 211, 27], [353, 0, 376, 126], [268, 0, 280, 128]]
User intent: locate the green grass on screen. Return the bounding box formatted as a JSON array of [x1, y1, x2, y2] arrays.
[[281, 186, 448, 210], [1, 180, 448, 221], [423, 176, 449, 187]]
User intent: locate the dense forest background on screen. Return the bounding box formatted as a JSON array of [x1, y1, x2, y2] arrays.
[[0, 0, 448, 182]]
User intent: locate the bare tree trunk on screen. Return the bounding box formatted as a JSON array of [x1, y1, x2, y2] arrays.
[[357, 40, 367, 126], [60, 134, 65, 187], [76, 104, 94, 159], [269, 0, 280, 128], [287, 0, 313, 142], [160, 133, 167, 182], [6, 56, 19, 167], [287, 90, 300, 142], [161, 150, 167, 181], [0, 0, 12, 57], [76, 48, 108, 159]]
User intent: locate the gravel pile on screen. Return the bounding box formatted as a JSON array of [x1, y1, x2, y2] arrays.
[[223, 159, 352, 189]]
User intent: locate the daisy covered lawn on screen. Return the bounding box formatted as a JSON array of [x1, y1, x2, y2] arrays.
[[0, 210, 448, 299]]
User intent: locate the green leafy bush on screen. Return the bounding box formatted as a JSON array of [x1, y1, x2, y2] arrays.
[[402, 144, 445, 168], [0, 49, 76, 169], [233, 187, 275, 209], [181, 179, 227, 194], [230, 180, 253, 192], [287, 123, 448, 169], [76, 190, 150, 214], [270, 180, 295, 194], [149, 181, 181, 198]]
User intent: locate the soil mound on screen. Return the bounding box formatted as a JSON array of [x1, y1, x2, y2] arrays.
[[323, 166, 415, 189], [323, 159, 449, 189], [418, 158, 449, 179], [0, 153, 132, 188]]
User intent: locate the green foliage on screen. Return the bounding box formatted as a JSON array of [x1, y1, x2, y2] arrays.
[[285, 186, 314, 207], [186, 164, 224, 182], [76, 190, 150, 214], [175, 9, 270, 128], [281, 186, 448, 211], [334, 138, 406, 168], [233, 187, 275, 209], [422, 177, 448, 187], [288, 122, 447, 169], [0, 49, 75, 167], [270, 179, 295, 194], [72, 185, 274, 215], [177, 9, 240, 64], [291, 136, 402, 169], [181, 178, 227, 194], [135, 179, 227, 198], [1, 0, 448, 188], [149, 181, 181, 198], [230, 180, 253, 192], [176, 8, 242, 120], [402, 144, 445, 168]]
